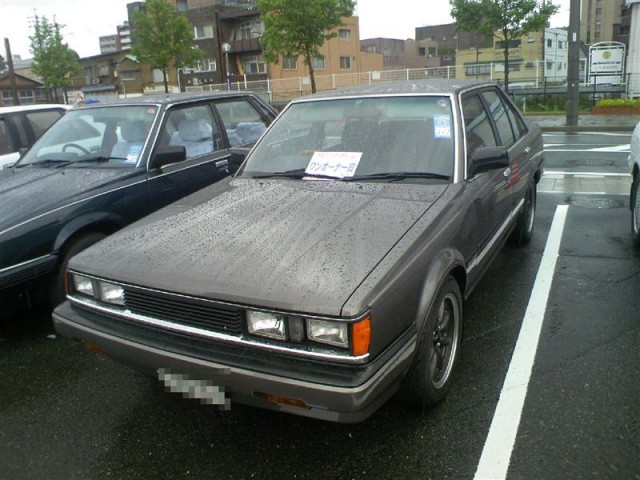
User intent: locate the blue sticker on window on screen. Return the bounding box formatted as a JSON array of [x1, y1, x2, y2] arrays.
[[433, 114, 452, 139], [126, 144, 142, 162]]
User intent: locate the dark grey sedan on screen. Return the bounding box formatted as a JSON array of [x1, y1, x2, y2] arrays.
[[54, 80, 544, 423]]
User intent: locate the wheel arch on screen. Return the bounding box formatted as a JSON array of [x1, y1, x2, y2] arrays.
[[53, 212, 124, 257], [414, 248, 467, 335]]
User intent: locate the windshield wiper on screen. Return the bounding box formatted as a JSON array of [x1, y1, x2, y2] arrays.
[[343, 172, 451, 182], [251, 169, 344, 180], [16, 159, 73, 168], [73, 156, 129, 164]]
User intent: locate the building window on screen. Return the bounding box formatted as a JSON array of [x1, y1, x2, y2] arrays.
[[365, 45, 377, 53], [242, 55, 266, 74], [419, 47, 426, 56], [339, 29, 351, 40], [546, 61, 553, 70], [152, 69, 164, 83], [339, 56, 351, 69], [194, 24, 214, 39], [495, 39, 521, 49], [283, 56, 297, 69], [465, 63, 491, 76], [120, 71, 136, 80], [176, 0, 188, 11], [527, 37, 535, 43], [194, 58, 217, 72], [312, 56, 325, 70], [238, 19, 262, 40], [547, 39, 552, 47]]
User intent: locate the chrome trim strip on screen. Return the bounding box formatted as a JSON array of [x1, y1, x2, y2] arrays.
[[68, 294, 371, 364], [0, 253, 56, 275], [468, 197, 525, 272]]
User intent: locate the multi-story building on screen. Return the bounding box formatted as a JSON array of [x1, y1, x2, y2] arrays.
[[415, 23, 490, 68], [360, 38, 406, 70], [99, 35, 119, 54], [456, 28, 574, 85], [581, 0, 632, 45]]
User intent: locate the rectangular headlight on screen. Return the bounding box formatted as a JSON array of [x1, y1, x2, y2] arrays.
[[98, 281, 125, 306], [306, 319, 348, 348], [72, 274, 95, 297], [247, 310, 287, 340]]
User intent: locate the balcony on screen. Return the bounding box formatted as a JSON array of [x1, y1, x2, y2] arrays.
[[229, 38, 261, 53]]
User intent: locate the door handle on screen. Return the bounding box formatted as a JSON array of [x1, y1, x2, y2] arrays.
[[503, 167, 512, 179], [524, 146, 531, 155]]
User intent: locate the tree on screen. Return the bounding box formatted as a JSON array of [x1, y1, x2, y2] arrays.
[[131, 0, 202, 93], [29, 15, 80, 102], [0, 54, 6, 73], [256, 0, 355, 94], [450, 0, 558, 92]]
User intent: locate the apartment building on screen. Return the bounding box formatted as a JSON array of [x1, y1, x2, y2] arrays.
[[581, 0, 632, 45], [456, 28, 575, 85]]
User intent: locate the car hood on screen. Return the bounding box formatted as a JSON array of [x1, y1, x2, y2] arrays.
[[0, 167, 140, 232], [72, 178, 448, 316]]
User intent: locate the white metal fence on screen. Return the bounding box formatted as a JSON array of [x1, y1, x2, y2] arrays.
[[184, 61, 639, 106]]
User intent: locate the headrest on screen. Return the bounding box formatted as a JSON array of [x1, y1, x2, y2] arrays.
[[121, 120, 149, 142], [178, 119, 212, 142]]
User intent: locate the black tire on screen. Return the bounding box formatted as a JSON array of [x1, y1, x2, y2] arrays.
[[632, 174, 640, 248], [398, 276, 463, 408], [510, 181, 537, 245], [49, 232, 106, 308]]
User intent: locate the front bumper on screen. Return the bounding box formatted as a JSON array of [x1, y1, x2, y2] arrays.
[[53, 301, 416, 423]]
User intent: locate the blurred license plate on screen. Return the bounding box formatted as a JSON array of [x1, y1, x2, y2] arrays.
[[157, 368, 228, 407]]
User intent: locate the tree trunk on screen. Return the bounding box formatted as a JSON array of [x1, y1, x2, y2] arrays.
[[503, 36, 510, 94], [163, 68, 169, 93], [305, 52, 317, 94]]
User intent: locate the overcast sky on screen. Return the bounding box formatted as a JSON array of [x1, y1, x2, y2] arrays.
[[1, 0, 572, 60]]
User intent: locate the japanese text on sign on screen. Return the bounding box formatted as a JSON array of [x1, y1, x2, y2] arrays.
[[305, 151, 363, 178]]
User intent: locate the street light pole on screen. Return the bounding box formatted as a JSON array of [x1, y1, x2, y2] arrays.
[[566, 0, 581, 126], [222, 42, 231, 90]]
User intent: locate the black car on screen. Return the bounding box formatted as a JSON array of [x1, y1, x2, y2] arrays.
[[54, 80, 544, 422], [0, 104, 71, 168], [0, 92, 276, 314]]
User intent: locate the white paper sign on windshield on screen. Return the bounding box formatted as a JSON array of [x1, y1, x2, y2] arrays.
[[305, 151, 363, 178]]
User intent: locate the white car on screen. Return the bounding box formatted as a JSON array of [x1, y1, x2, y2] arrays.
[[0, 104, 71, 168], [629, 120, 640, 247]]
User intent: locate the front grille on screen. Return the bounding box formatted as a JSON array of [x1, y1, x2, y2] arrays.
[[124, 289, 244, 334]]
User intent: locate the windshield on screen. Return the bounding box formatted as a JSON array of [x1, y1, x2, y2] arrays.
[[240, 96, 455, 181], [17, 105, 159, 168]]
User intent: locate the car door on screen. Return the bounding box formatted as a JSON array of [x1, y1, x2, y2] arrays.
[[146, 102, 233, 208], [460, 90, 513, 281], [480, 89, 531, 213]]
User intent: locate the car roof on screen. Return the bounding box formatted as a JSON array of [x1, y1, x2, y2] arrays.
[[292, 79, 498, 103], [0, 104, 72, 114], [75, 91, 263, 110]]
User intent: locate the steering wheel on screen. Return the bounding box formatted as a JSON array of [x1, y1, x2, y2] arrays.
[[62, 143, 91, 155]]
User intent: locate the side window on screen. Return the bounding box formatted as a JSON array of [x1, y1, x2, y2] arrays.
[[481, 90, 516, 148], [0, 118, 16, 155], [163, 104, 220, 159], [461, 94, 497, 160], [7, 115, 29, 148], [25, 109, 65, 139], [216, 99, 268, 147]]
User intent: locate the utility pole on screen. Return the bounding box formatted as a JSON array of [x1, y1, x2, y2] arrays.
[[566, 0, 581, 126], [4, 38, 20, 106]]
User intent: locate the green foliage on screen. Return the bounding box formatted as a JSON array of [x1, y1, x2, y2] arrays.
[[29, 15, 80, 99], [450, 0, 558, 91], [256, 0, 355, 93], [595, 98, 640, 109], [131, 0, 202, 93]]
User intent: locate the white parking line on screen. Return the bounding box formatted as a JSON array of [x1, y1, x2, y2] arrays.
[[474, 205, 569, 480]]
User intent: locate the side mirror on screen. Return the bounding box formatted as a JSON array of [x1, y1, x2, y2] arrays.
[[468, 146, 509, 176], [150, 145, 187, 169]]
